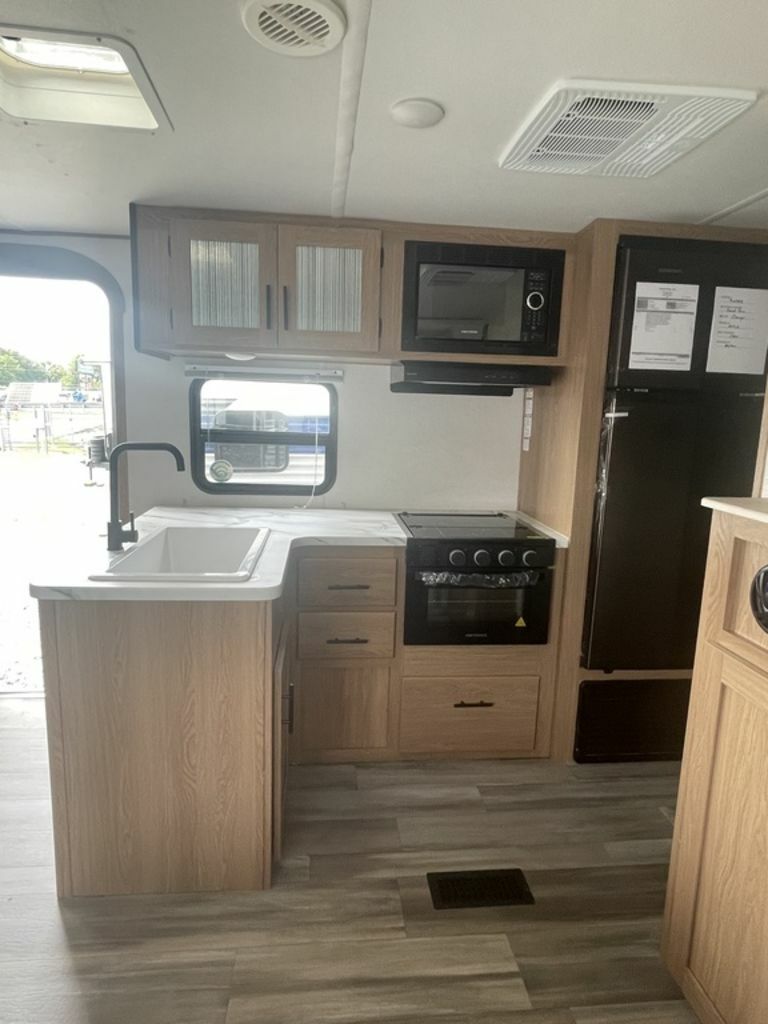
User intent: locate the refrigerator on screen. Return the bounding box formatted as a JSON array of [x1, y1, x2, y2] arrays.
[[576, 235, 768, 760]]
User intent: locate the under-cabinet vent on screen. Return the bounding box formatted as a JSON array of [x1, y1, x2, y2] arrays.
[[499, 79, 757, 177], [241, 0, 346, 57]]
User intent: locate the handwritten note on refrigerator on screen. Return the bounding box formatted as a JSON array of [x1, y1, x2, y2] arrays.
[[705, 287, 768, 375], [628, 282, 699, 371]]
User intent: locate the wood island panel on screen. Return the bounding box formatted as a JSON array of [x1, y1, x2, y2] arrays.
[[40, 600, 273, 897]]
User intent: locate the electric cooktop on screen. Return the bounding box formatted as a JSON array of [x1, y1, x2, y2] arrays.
[[398, 512, 548, 542]]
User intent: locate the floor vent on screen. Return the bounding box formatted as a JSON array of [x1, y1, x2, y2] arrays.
[[427, 869, 535, 910], [499, 79, 757, 177]]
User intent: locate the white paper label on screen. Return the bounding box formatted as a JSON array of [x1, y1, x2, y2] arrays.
[[705, 287, 768, 375], [628, 282, 699, 371]]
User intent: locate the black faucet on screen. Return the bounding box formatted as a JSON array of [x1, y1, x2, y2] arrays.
[[107, 442, 186, 551]]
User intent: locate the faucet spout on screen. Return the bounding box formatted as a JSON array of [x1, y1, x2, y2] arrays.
[[106, 442, 186, 552]]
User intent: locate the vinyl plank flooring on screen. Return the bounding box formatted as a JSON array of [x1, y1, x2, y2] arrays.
[[397, 803, 673, 850], [356, 760, 574, 790], [570, 1001, 698, 1023], [226, 934, 531, 1023], [287, 764, 358, 790], [0, 951, 234, 1024], [283, 816, 403, 855], [478, 777, 679, 810], [518, 952, 681, 1011], [0, 880, 404, 960], [286, 783, 483, 820]]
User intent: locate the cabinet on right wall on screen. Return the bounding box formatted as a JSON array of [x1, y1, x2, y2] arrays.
[[663, 505, 768, 1024]]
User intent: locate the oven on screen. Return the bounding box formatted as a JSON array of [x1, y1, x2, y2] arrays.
[[404, 566, 553, 645]]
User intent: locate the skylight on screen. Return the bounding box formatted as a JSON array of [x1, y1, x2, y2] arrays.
[[0, 27, 168, 131], [0, 36, 129, 75]]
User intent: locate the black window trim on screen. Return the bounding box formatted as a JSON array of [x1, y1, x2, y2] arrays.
[[189, 377, 338, 496]]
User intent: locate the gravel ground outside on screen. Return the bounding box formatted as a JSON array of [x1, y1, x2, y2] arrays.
[[0, 450, 108, 693]]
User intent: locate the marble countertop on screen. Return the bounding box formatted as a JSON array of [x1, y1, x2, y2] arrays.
[[29, 505, 569, 602], [702, 496, 768, 525]]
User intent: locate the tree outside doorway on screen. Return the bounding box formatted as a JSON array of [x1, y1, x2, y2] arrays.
[[0, 276, 113, 693]]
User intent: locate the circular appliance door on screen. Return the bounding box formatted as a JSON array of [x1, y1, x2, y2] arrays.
[[749, 565, 768, 633]]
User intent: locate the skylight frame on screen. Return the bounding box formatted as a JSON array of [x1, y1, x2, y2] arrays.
[[0, 24, 171, 132], [0, 35, 130, 75]]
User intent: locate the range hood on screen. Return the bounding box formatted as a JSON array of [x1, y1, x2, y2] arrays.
[[390, 361, 553, 396]]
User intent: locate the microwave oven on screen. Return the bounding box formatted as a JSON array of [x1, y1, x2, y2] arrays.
[[401, 240, 565, 357]]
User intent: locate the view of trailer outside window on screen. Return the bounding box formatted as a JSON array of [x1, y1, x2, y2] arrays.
[[194, 378, 336, 493]]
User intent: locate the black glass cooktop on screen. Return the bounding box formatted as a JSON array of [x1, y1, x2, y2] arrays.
[[398, 512, 546, 541]]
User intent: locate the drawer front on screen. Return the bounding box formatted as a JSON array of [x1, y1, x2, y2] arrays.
[[298, 558, 397, 609], [399, 675, 540, 753], [298, 611, 396, 660]]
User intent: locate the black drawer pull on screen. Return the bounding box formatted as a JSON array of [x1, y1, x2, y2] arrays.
[[326, 637, 369, 645], [327, 584, 371, 591], [453, 700, 495, 709]]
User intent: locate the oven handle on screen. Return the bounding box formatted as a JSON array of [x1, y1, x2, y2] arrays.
[[413, 570, 542, 588]]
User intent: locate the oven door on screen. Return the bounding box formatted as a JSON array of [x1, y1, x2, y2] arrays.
[[404, 569, 552, 645]]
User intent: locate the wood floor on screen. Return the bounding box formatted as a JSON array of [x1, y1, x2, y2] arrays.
[[0, 697, 699, 1024]]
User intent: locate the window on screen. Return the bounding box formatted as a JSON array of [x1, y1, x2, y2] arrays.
[[190, 378, 337, 495], [0, 36, 129, 74]]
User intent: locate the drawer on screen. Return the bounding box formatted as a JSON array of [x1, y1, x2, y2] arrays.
[[298, 558, 397, 608], [399, 676, 540, 754], [297, 611, 396, 660]]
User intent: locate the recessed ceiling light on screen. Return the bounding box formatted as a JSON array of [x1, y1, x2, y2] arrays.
[[0, 26, 169, 131], [390, 98, 445, 129], [0, 36, 129, 75]]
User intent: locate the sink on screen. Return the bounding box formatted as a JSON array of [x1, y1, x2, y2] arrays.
[[89, 526, 269, 582]]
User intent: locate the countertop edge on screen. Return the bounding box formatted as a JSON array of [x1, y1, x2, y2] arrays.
[[702, 496, 768, 526]]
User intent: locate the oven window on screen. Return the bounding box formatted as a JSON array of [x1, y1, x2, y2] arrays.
[[416, 264, 525, 343], [425, 587, 526, 626]]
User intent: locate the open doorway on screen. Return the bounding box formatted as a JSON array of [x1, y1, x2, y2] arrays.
[[0, 271, 117, 694]]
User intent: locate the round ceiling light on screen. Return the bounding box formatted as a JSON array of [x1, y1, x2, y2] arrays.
[[241, 0, 347, 57], [390, 98, 445, 129]]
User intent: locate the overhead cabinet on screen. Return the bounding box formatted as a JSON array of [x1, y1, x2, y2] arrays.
[[132, 205, 382, 357]]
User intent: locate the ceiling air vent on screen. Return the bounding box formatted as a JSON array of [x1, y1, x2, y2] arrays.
[[241, 0, 346, 57], [499, 80, 757, 177]]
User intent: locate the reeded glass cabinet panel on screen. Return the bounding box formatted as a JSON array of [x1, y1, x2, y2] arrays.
[[279, 224, 381, 352], [169, 219, 278, 351], [190, 239, 261, 329], [295, 244, 363, 333]]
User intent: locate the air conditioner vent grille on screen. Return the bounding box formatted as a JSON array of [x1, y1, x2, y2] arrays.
[[500, 80, 757, 177], [241, 0, 346, 57]]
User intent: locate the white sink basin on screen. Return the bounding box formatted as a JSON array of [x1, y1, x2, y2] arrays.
[[89, 526, 269, 582]]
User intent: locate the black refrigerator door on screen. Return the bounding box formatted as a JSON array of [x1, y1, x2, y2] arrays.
[[582, 390, 763, 670], [608, 235, 768, 392]]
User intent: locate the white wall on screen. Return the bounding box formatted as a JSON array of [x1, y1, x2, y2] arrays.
[[0, 234, 523, 513]]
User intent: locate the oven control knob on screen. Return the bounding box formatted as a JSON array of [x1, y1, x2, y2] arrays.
[[522, 549, 538, 566], [448, 549, 466, 567], [473, 549, 492, 567], [498, 549, 516, 567], [526, 291, 545, 311]]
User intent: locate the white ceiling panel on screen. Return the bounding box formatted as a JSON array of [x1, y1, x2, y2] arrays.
[[1, 0, 768, 234], [345, 0, 768, 230]]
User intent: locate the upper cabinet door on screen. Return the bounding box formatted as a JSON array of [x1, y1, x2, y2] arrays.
[[277, 225, 381, 352], [169, 219, 278, 352]]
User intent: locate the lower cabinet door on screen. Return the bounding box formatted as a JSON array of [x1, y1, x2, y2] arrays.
[[399, 676, 540, 754], [297, 663, 392, 758]]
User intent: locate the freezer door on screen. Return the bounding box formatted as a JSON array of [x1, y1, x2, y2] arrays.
[[608, 236, 768, 392], [582, 391, 762, 670]]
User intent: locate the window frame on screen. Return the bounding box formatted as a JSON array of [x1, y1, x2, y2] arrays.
[[189, 377, 338, 496]]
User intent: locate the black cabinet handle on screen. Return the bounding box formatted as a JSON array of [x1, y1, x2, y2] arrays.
[[265, 284, 272, 330], [283, 285, 289, 330], [326, 637, 369, 645], [453, 700, 495, 709], [327, 584, 371, 591]]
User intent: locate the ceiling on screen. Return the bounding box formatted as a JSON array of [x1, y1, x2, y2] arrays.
[[1, 0, 768, 235]]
